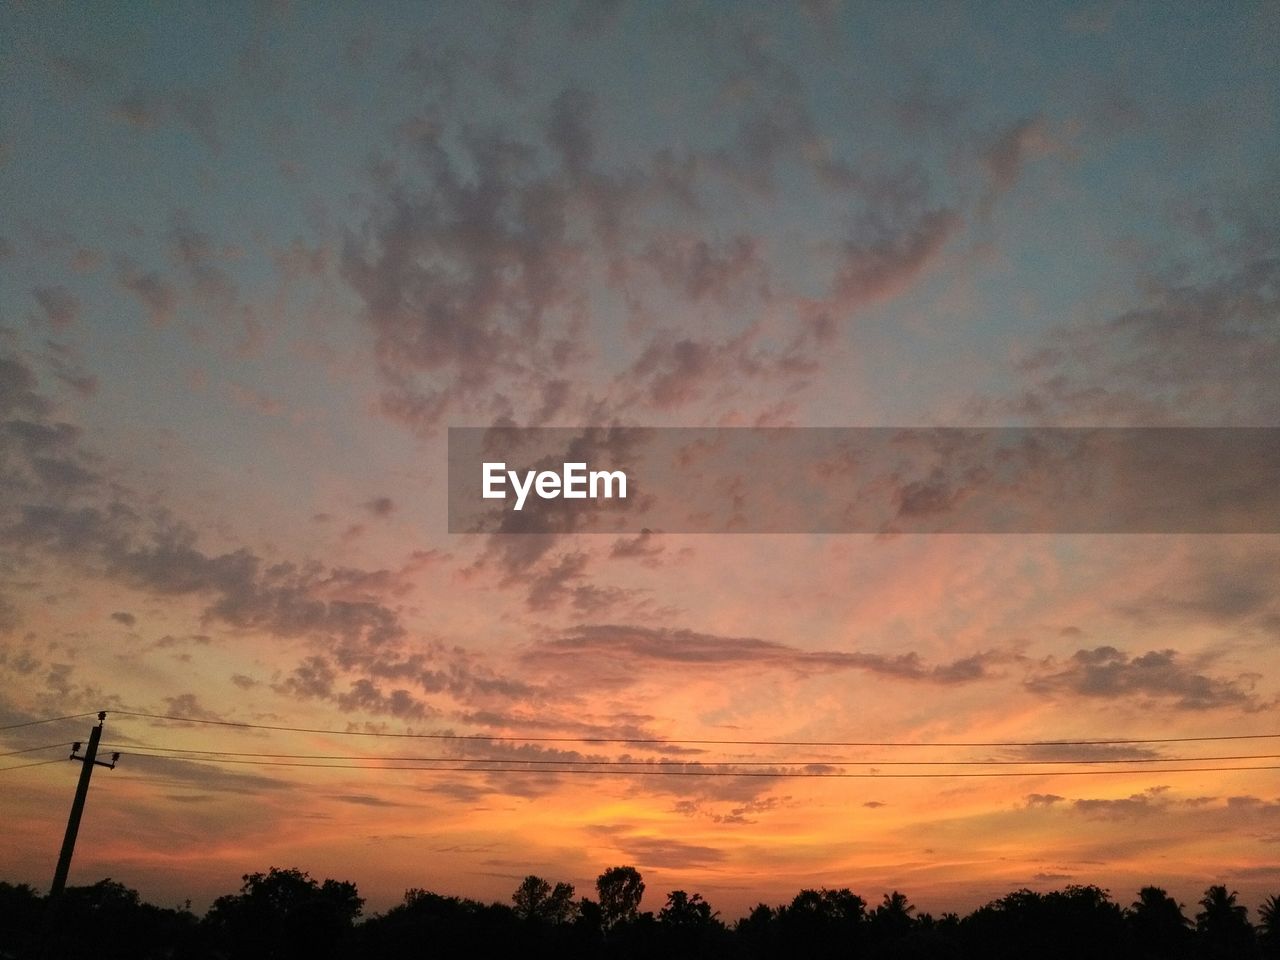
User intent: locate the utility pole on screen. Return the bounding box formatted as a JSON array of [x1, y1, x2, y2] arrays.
[[42, 711, 119, 957], [49, 711, 119, 899]]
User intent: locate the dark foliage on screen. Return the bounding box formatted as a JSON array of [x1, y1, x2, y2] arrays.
[[2, 869, 1273, 960]]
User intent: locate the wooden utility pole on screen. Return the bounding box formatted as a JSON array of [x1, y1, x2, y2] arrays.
[[49, 711, 118, 899]]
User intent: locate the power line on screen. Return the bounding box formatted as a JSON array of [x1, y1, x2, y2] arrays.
[[0, 743, 69, 758], [0, 713, 99, 732], [0, 758, 67, 774], [113, 710, 1280, 749], [109, 754, 1280, 778], [104, 743, 1280, 767]]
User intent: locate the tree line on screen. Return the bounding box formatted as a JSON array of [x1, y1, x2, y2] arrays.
[[2, 865, 1278, 959]]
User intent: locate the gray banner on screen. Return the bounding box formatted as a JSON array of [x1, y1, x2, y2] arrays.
[[448, 427, 1280, 534]]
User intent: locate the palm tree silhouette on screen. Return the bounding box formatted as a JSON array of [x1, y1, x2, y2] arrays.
[[1196, 885, 1257, 960]]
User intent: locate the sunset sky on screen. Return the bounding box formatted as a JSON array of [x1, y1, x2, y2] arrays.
[[2, 1, 1278, 919]]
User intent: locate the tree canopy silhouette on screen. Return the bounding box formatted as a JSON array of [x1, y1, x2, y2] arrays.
[[4, 868, 1277, 960], [596, 865, 645, 929]]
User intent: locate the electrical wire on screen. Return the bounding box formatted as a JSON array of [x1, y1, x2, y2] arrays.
[[0, 713, 99, 732], [102, 743, 1280, 767], [0, 757, 68, 774], [0, 743, 69, 758], [109, 754, 1280, 779], [113, 710, 1280, 749]]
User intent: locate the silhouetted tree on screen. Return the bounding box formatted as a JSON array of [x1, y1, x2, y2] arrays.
[[44, 878, 202, 960], [776, 887, 867, 958], [361, 887, 523, 958], [596, 865, 645, 928], [871, 890, 916, 938], [658, 890, 715, 927], [0, 882, 44, 959], [735, 902, 778, 959], [512, 874, 577, 924], [1127, 886, 1193, 958], [962, 885, 1124, 960], [205, 866, 362, 960], [1260, 895, 1280, 959], [1196, 885, 1258, 959]]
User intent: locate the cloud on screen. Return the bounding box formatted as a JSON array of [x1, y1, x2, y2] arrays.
[[969, 203, 1280, 425], [617, 835, 727, 869], [115, 752, 292, 796], [114, 88, 222, 154], [526, 624, 1009, 685], [979, 115, 1070, 193], [364, 496, 395, 518], [331, 793, 404, 807], [41, 340, 98, 396], [31, 286, 81, 328], [110, 611, 136, 626], [341, 111, 588, 433], [0, 355, 52, 417], [1, 350, 412, 686], [1072, 788, 1174, 821], [162, 693, 223, 721], [609, 531, 665, 563], [641, 233, 767, 303], [1025, 646, 1266, 711], [1025, 794, 1066, 808], [116, 256, 178, 326], [168, 213, 239, 310], [828, 168, 959, 312], [1009, 743, 1161, 763]]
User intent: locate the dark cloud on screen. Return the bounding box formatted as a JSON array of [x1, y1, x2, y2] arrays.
[[527, 624, 1009, 685], [829, 169, 959, 311], [1114, 546, 1280, 635], [609, 531, 664, 562], [341, 112, 587, 433], [1008, 743, 1161, 763], [364, 496, 395, 518], [641, 233, 766, 303], [1025, 794, 1066, 808], [331, 794, 404, 807], [42, 339, 98, 396], [547, 87, 596, 176], [115, 256, 178, 326], [979, 115, 1063, 193], [617, 835, 727, 868], [162, 693, 222, 721], [0, 355, 52, 417], [114, 88, 222, 154], [168, 213, 239, 310], [1025, 646, 1266, 711], [110, 611, 136, 626], [31, 286, 81, 328], [334, 679, 433, 720], [1072, 787, 1173, 821], [116, 752, 291, 796], [1, 351, 410, 681], [970, 210, 1280, 425]]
